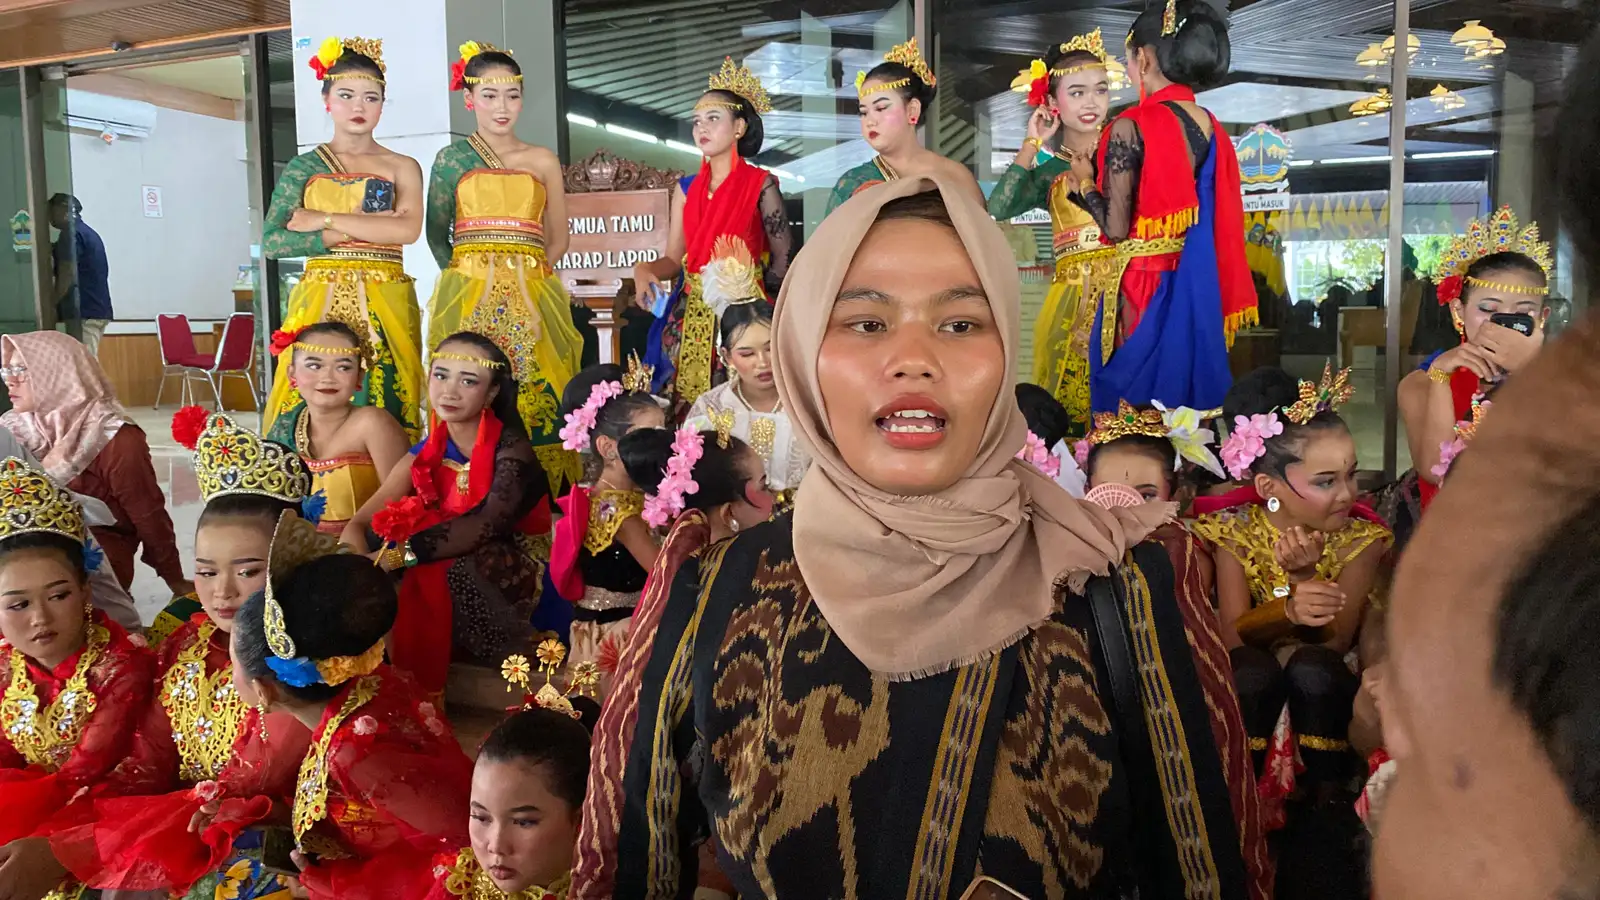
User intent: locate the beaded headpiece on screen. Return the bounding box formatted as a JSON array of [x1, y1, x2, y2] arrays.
[[0, 457, 85, 545], [309, 36, 387, 83], [1162, 0, 1181, 37], [452, 40, 522, 91], [258, 511, 383, 689], [1434, 206, 1552, 304], [700, 235, 765, 316], [702, 57, 773, 115], [1284, 363, 1355, 426], [622, 352, 655, 395], [430, 350, 507, 371], [171, 407, 312, 506], [501, 640, 599, 720]]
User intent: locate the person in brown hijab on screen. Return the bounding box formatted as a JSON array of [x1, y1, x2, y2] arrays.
[[580, 173, 1259, 900], [1373, 33, 1600, 900]]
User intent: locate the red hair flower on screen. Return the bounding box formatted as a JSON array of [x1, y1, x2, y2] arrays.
[[172, 405, 210, 450], [1436, 274, 1463, 306], [1027, 76, 1049, 108], [372, 496, 439, 543], [269, 327, 302, 358], [308, 55, 330, 80], [449, 59, 468, 92]]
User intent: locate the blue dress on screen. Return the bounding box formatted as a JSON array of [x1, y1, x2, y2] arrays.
[[1089, 133, 1235, 413]]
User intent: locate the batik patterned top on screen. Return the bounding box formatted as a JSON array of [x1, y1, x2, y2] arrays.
[[598, 517, 1255, 900]]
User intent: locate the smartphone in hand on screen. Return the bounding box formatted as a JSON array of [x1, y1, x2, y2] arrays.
[[1489, 311, 1535, 336]]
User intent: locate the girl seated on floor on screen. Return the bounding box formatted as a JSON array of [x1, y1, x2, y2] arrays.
[[231, 512, 474, 899]]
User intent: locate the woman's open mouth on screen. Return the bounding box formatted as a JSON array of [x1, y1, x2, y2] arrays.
[[874, 395, 948, 450]]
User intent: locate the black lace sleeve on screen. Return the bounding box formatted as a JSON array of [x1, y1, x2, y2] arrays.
[[408, 433, 548, 563], [758, 174, 792, 296], [1076, 117, 1142, 242]]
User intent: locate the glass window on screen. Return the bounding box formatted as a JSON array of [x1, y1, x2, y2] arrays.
[[0, 69, 38, 342], [560, 0, 913, 237]]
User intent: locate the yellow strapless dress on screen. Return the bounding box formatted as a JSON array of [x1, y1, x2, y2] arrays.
[[426, 168, 584, 491], [1033, 175, 1120, 432], [265, 171, 424, 441]]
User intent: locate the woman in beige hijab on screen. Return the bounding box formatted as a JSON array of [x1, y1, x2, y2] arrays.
[[579, 175, 1256, 900]]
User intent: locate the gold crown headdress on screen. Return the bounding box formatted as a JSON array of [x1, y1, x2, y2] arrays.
[[622, 352, 655, 394], [430, 350, 508, 371], [856, 37, 936, 99], [1056, 28, 1112, 74], [1284, 363, 1355, 426], [0, 457, 85, 545], [702, 57, 773, 115], [311, 36, 387, 83], [501, 640, 599, 720], [1438, 206, 1552, 297], [458, 40, 522, 86], [1086, 400, 1167, 445], [1011, 29, 1120, 103], [176, 408, 312, 505], [700, 235, 766, 316], [259, 511, 384, 688]]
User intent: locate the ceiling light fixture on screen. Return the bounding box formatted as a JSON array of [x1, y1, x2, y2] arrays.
[[566, 112, 598, 128], [664, 139, 701, 155], [1319, 154, 1392, 165], [1411, 148, 1496, 160], [1451, 20, 1495, 53], [1429, 84, 1466, 111], [604, 123, 660, 144], [1381, 33, 1421, 61], [1355, 42, 1388, 69]]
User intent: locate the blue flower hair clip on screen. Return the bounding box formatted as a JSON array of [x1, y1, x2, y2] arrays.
[[301, 490, 328, 526], [81, 539, 104, 574], [265, 655, 323, 688]]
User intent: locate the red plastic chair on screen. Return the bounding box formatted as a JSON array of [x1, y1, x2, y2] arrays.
[[153, 313, 213, 408], [196, 313, 259, 411]]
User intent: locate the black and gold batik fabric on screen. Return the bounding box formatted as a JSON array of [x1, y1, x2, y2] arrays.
[[610, 519, 1250, 900]]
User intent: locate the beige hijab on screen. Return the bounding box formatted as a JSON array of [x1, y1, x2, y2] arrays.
[[772, 173, 1172, 680], [0, 331, 131, 484]]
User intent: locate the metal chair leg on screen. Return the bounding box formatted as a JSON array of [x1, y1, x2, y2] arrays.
[[209, 372, 223, 410], [153, 370, 168, 409]]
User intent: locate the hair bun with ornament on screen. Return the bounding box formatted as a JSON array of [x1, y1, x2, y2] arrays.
[[501, 639, 599, 720]]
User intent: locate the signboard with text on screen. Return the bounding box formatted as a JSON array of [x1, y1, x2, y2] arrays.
[[556, 190, 671, 299]]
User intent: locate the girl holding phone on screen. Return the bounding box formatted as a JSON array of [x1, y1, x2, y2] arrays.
[[1396, 207, 1551, 522]]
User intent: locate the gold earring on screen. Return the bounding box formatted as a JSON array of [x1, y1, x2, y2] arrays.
[[256, 703, 269, 743], [1451, 305, 1465, 338]]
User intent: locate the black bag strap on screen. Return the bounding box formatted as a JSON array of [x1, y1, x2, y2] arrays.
[[1086, 572, 1150, 764]]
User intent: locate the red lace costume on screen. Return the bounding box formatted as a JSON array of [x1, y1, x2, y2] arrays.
[[289, 664, 474, 900], [0, 611, 154, 844], [49, 613, 312, 893]]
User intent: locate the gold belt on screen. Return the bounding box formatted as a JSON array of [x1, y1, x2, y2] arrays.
[[304, 254, 408, 281], [321, 243, 404, 265], [1090, 236, 1187, 364], [1052, 245, 1119, 284]]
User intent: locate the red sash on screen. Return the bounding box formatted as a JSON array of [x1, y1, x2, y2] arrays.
[[1098, 84, 1256, 339], [1418, 365, 1482, 510], [551, 485, 592, 602], [682, 154, 770, 276]]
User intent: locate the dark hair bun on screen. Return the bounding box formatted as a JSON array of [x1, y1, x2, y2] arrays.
[[464, 50, 521, 83], [1223, 366, 1298, 420], [1015, 384, 1071, 450], [619, 427, 674, 495], [1129, 0, 1231, 90]]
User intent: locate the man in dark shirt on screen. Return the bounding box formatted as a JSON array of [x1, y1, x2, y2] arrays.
[[49, 193, 114, 357]]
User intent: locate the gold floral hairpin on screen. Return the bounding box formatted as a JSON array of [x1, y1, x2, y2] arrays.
[[501, 639, 599, 720], [1284, 363, 1355, 426]]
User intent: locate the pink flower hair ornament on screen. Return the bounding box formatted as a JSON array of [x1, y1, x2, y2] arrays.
[[1219, 412, 1284, 481], [1072, 437, 1092, 470], [1016, 431, 1062, 479], [559, 380, 623, 451], [642, 427, 705, 528]]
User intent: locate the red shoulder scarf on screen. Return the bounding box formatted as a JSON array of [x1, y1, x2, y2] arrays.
[[1098, 83, 1257, 338], [1417, 359, 1484, 509], [682, 154, 770, 277]]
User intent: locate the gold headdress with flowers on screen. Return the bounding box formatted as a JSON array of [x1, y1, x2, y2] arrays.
[[175, 408, 312, 505], [1284, 363, 1355, 425], [310, 36, 387, 83], [1434, 206, 1552, 303], [1082, 401, 1226, 479], [0, 457, 85, 545], [501, 639, 599, 720], [855, 37, 937, 100], [259, 511, 382, 689], [702, 57, 773, 114], [1012, 29, 1122, 106], [622, 351, 655, 395], [700, 235, 765, 316], [457, 40, 521, 85]]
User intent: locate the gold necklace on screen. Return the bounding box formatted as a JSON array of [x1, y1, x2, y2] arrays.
[[295, 406, 353, 457], [441, 848, 571, 899], [1, 624, 108, 770], [732, 378, 781, 414], [161, 621, 246, 782], [292, 675, 380, 843]]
